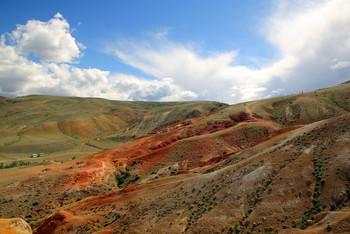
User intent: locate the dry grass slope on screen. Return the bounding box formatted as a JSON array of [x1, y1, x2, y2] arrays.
[[0, 81, 349, 233], [0, 96, 224, 164]]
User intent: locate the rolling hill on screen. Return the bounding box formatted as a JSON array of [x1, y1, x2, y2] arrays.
[[0, 96, 224, 164], [0, 81, 349, 233]]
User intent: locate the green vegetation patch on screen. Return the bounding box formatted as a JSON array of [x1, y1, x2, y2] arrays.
[[0, 160, 31, 169]]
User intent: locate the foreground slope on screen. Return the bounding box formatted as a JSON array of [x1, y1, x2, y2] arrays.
[[0, 81, 349, 233], [31, 114, 350, 234]]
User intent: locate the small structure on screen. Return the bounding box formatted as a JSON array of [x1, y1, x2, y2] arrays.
[[31, 154, 38, 158], [39, 153, 44, 157]]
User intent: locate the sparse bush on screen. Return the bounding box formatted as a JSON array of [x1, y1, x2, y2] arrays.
[[0, 160, 30, 169], [336, 168, 340, 175], [330, 204, 337, 211], [116, 170, 131, 187], [327, 225, 332, 232]]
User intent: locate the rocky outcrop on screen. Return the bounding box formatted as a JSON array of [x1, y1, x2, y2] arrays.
[[0, 218, 32, 234]]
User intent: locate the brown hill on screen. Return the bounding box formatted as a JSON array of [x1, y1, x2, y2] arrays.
[[0, 82, 349, 233], [0, 96, 224, 164]]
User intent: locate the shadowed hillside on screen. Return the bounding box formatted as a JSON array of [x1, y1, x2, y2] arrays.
[[0, 81, 349, 233]]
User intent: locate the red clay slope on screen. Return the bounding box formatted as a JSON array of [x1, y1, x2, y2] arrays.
[[33, 113, 350, 234]]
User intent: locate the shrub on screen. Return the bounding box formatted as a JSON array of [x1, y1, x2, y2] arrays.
[[326, 225, 332, 232], [116, 170, 130, 187]]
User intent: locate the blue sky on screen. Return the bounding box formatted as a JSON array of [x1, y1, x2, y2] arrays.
[[1, 0, 350, 103], [0, 1, 275, 72]]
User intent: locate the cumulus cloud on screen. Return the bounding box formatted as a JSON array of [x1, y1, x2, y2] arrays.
[[106, 0, 350, 103], [0, 14, 195, 101], [8, 13, 84, 63], [2, 1, 350, 103], [107, 39, 275, 103], [0, 20, 109, 98], [0, 40, 108, 97], [108, 75, 197, 101], [263, 0, 350, 90], [108, 35, 297, 103]]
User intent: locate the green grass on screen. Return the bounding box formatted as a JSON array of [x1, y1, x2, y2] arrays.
[[0, 160, 31, 169]]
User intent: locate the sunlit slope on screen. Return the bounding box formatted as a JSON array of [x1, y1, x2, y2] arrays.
[[200, 81, 350, 126], [0, 95, 224, 161]]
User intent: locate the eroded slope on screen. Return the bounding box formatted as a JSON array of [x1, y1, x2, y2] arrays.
[[0, 82, 349, 233]]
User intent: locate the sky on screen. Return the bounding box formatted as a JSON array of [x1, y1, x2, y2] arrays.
[[0, 0, 350, 104]]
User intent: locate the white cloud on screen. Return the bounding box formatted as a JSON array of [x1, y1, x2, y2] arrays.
[[107, 39, 275, 103], [263, 0, 350, 90], [0, 21, 109, 98], [331, 61, 350, 70], [0, 45, 108, 97], [0, 37, 192, 101], [106, 0, 350, 103], [8, 13, 84, 63], [148, 28, 171, 40], [0, 14, 196, 101], [107, 75, 197, 101], [2, 1, 350, 104], [107, 32, 306, 103]]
